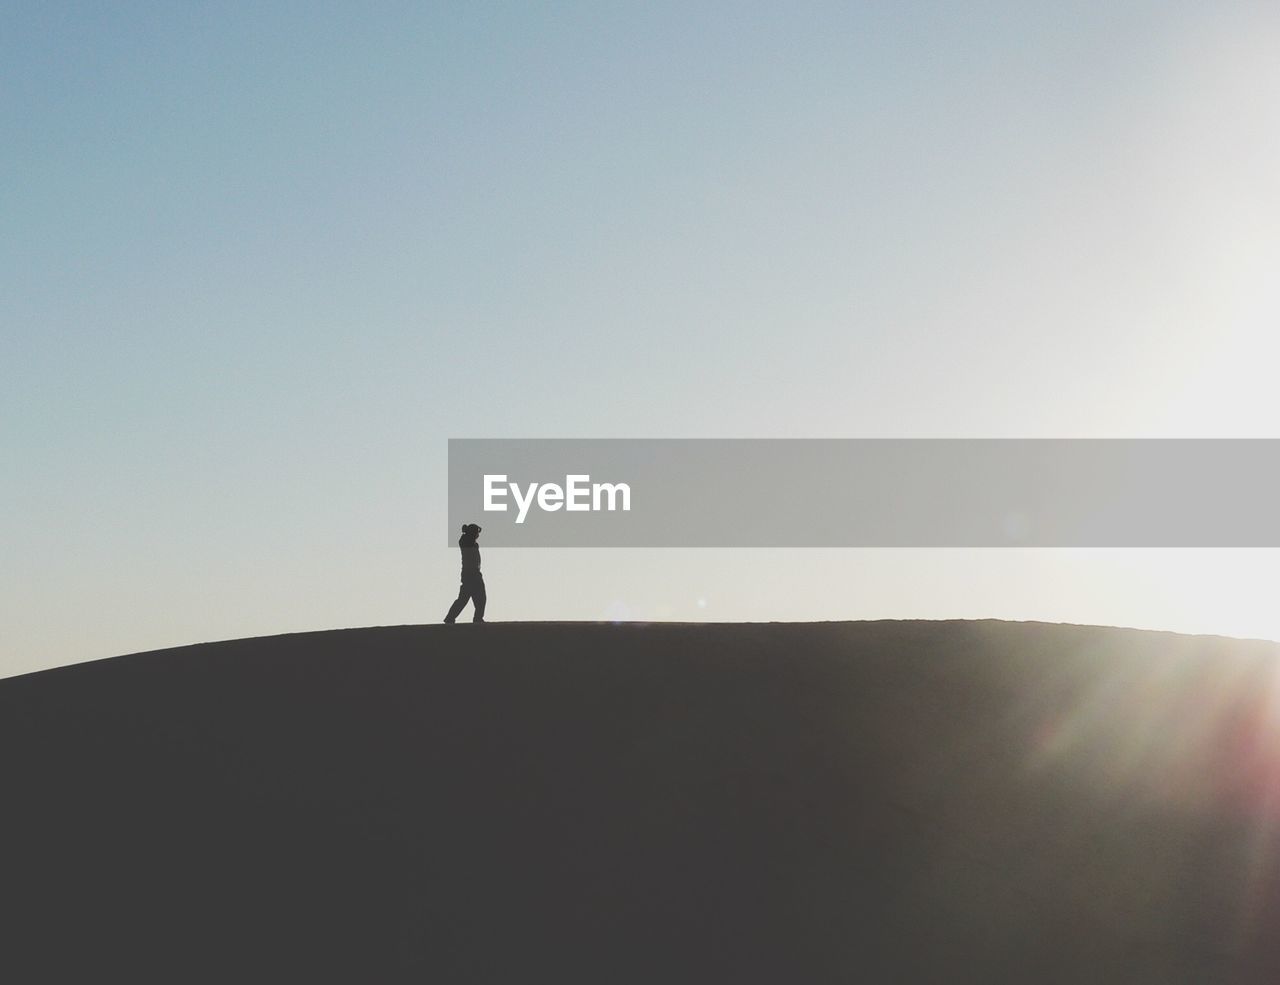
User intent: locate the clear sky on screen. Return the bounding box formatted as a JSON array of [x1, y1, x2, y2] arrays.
[[4, 1, 1278, 676]]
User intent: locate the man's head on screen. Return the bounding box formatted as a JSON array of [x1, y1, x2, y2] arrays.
[[462, 523, 482, 537]]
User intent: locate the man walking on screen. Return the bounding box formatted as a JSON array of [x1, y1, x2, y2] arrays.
[[444, 523, 486, 623]]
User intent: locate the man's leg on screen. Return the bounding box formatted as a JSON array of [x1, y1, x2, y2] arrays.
[[471, 576, 486, 622], [444, 583, 471, 624]]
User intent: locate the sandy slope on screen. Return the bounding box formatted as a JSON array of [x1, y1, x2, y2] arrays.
[[4, 620, 1280, 983]]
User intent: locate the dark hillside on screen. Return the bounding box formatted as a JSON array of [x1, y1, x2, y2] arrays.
[[4, 621, 1280, 983]]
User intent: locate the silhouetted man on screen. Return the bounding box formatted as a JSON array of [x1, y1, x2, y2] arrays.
[[444, 523, 486, 623]]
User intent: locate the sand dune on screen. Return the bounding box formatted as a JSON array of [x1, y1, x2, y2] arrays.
[[5, 620, 1280, 982]]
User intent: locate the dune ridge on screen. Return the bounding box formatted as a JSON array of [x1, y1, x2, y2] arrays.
[[4, 620, 1280, 983]]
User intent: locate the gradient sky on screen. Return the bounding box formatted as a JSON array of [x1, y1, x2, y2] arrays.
[[4, 1, 1278, 676]]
